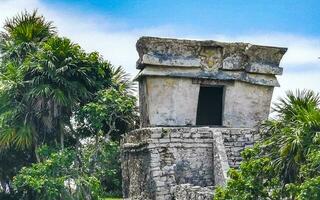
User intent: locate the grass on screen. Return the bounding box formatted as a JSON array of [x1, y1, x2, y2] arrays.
[[103, 198, 122, 200]]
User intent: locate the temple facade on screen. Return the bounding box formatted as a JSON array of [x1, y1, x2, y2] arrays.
[[121, 37, 287, 200]]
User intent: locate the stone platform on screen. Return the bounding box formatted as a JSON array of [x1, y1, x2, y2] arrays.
[[121, 127, 258, 200]]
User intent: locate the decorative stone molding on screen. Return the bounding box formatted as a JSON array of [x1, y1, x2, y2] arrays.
[[135, 37, 287, 86]]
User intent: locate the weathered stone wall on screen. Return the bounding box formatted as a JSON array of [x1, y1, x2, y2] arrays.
[[121, 127, 257, 200], [144, 77, 199, 126], [135, 37, 286, 128], [221, 128, 259, 168], [173, 184, 215, 200], [140, 76, 273, 128], [122, 127, 214, 200], [223, 81, 273, 128]]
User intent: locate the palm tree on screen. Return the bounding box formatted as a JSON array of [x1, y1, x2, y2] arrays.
[[0, 12, 112, 156], [0, 11, 137, 197], [29, 37, 114, 148], [261, 90, 320, 184], [0, 10, 55, 154], [0, 11, 57, 192], [0, 10, 55, 63]]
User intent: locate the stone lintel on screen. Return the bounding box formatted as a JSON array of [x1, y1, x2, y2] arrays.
[[134, 66, 279, 87]]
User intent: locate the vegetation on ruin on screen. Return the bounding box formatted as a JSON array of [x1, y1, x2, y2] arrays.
[[214, 90, 320, 200], [0, 10, 137, 199]]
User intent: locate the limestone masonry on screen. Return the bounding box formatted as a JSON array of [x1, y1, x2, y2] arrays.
[[121, 37, 287, 200]]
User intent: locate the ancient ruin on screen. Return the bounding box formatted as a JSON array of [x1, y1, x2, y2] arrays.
[[121, 37, 287, 200]]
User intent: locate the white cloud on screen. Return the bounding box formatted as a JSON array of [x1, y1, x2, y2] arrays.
[[0, 0, 40, 22], [274, 71, 320, 100], [0, 0, 319, 103], [0, 0, 176, 76]]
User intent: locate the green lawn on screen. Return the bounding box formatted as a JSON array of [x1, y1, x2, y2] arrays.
[[103, 198, 122, 200]]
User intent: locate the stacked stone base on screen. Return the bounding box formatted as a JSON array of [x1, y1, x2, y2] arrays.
[[121, 127, 257, 200], [173, 184, 215, 200]]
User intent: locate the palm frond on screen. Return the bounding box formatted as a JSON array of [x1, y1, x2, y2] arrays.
[[110, 65, 136, 94], [3, 10, 55, 43], [273, 89, 320, 120], [263, 89, 320, 184]]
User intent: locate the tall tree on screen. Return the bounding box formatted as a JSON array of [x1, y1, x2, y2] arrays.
[[0, 12, 113, 155], [0, 11, 137, 198]]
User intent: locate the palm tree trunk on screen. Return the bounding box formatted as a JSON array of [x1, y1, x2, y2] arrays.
[[59, 121, 64, 150], [60, 131, 64, 150], [31, 125, 40, 162], [34, 144, 40, 162], [0, 179, 7, 193]]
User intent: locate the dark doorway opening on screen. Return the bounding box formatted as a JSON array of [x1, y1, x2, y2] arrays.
[[196, 86, 223, 126]]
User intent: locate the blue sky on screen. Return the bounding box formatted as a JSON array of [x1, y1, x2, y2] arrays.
[[43, 0, 320, 37], [0, 0, 320, 100]]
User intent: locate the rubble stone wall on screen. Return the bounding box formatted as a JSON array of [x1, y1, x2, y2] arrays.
[[121, 127, 257, 200], [221, 128, 259, 168], [173, 184, 215, 200]]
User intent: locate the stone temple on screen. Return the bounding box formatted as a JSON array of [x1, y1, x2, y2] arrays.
[[121, 37, 287, 200]]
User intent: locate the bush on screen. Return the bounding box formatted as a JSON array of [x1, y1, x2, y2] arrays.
[[13, 147, 103, 200], [82, 141, 122, 197]]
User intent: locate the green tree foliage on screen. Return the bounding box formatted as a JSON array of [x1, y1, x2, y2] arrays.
[[13, 142, 123, 199], [13, 146, 103, 200], [0, 29, 112, 152], [76, 87, 137, 196], [0, 11, 137, 198], [82, 141, 122, 197], [214, 90, 320, 200], [0, 10, 55, 63], [77, 86, 137, 141]]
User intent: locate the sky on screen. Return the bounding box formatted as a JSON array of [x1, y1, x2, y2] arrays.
[[0, 0, 319, 103]]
